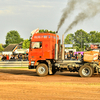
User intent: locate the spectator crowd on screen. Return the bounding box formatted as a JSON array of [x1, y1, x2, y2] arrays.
[[64, 51, 83, 60], [0, 54, 28, 61], [0, 52, 84, 61]]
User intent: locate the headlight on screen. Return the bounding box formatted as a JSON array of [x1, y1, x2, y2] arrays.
[[31, 61, 35, 66]]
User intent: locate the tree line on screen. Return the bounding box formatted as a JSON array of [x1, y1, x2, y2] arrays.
[[0, 29, 100, 51], [64, 29, 100, 51], [0, 30, 30, 51]]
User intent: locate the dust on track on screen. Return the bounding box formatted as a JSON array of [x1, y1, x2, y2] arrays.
[[0, 68, 100, 100]]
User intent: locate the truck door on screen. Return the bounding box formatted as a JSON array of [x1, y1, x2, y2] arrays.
[[43, 41, 51, 58], [31, 42, 43, 59]]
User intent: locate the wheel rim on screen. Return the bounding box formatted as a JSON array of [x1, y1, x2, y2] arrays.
[[38, 66, 46, 74], [82, 67, 90, 76]]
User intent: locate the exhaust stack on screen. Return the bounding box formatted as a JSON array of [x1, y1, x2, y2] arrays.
[[55, 31, 58, 60], [62, 34, 65, 60]]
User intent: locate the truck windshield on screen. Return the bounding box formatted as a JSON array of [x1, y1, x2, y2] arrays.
[[31, 42, 42, 49]]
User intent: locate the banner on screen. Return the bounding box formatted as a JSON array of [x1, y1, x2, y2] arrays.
[[64, 44, 73, 47], [91, 44, 98, 49]]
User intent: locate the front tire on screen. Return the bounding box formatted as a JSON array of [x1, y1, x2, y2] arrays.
[[36, 64, 48, 76], [79, 65, 93, 77]]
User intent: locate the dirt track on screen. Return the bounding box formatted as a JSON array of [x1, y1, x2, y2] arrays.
[[0, 68, 100, 100]]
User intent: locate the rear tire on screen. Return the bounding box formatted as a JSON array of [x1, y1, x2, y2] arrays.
[[79, 65, 93, 77], [36, 64, 48, 76]]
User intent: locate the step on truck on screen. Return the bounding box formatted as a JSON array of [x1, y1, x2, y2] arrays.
[[28, 29, 100, 77]]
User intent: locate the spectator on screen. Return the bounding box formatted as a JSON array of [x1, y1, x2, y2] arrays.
[[24, 54, 28, 61], [67, 52, 71, 60], [98, 53, 100, 60], [65, 52, 67, 60], [77, 53, 82, 60], [9, 55, 15, 61], [6, 55, 9, 61], [10, 55, 14, 59], [0, 55, 2, 61], [2, 54, 6, 61], [18, 54, 22, 61], [22, 54, 25, 60], [75, 53, 77, 59], [72, 53, 76, 60], [81, 53, 84, 60], [15, 55, 18, 61], [70, 51, 73, 60]]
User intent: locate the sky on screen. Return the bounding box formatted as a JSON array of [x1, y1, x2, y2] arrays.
[[0, 0, 100, 44]]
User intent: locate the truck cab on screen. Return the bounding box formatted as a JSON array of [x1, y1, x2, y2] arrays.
[[28, 32, 59, 76]]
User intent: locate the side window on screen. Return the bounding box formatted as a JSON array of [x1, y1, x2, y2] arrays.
[[31, 42, 42, 49]]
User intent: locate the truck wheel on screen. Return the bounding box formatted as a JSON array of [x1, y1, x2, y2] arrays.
[[36, 64, 48, 76], [79, 65, 93, 77]]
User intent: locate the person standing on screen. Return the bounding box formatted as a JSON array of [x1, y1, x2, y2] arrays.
[[67, 52, 71, 60], [77, 53, 82, 60], [6, 55, 9, 61]]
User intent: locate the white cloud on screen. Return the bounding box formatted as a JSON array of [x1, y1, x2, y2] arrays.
[[0, 9, 14, 15], [33, 5, 53, 8], [0, 0, 55, 16]]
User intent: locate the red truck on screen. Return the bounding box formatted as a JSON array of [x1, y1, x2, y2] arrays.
[[28, 31, 100, 77]]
